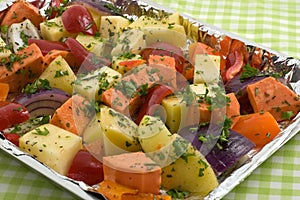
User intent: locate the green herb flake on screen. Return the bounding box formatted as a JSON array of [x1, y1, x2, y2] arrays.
[[240, 64, 259, 80], [32, 127, 50, 136], [281, 111, 294, 120], [166, 189, 190, 199], [23, 79, 51, 94], [54, 70, 69, 78]]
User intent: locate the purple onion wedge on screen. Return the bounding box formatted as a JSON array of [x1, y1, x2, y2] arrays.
[[179, 124, 255, 175], [14, 88, 70, 118], [69, 0, 121, 16]]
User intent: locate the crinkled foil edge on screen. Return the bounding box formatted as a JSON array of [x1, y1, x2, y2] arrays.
[[1, 0, 300, 200]]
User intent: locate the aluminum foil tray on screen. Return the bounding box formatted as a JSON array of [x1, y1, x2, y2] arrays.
[[1, 0, 300, 199]]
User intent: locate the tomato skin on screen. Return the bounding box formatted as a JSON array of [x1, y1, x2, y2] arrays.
[[67, 150, 104, 186], [0, 101, 30, 131], [28, 39, 68, 55], [2, 133, 20, 147], [62, 5, 98, 35], [136, 85, 173, 124], [140, 42, 185, 73]]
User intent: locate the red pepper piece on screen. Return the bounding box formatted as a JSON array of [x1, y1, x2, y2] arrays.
[[225, 51, 244, 82], [67, 150, 104, 185], [62, 5, 98, 35], [65, 37, 111, 72], [0, 101, 30, 131], [2, 133, 20, 147], [135, 85, 173, 124], [28, 39, 68, 55]]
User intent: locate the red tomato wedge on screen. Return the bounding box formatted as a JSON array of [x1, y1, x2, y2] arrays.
[[62, 5, 98, 35], [67, 150, 104, 185], [0, 101, 30, 131], [136, 85, 174, 124]]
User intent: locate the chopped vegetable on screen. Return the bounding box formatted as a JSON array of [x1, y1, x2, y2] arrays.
[[67, 150, 104, 185], [0, 43, 44, 92], [247, 76, 300, 121], [231, 112, 281, 149], [61, 5, 98, 35], [0, 83, 9, 101], [14, 88, 70, 118], [0, 101, 30, 131], [0, 0, 44, 27]]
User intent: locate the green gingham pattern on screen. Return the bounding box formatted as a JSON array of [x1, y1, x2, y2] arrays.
[[0, 0, 300, 199]]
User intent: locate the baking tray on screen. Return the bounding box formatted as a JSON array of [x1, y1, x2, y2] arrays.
[[1, 0, 300, 199]]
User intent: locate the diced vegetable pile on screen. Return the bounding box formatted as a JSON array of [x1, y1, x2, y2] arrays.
[[0, 0, 299, 199]]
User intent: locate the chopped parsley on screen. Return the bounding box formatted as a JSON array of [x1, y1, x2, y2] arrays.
[[32, 127, 49, 136], [281, 111, 294, 120], [119, 52, 136, 59], [54, 70, 69, 78], [23, 79, 51, 94], [240, 64, 259, 80]]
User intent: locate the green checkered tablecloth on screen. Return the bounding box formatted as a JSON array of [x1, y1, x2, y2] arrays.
[[1, 0, 300, 199]]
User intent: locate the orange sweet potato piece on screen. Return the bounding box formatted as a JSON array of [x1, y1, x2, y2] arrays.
[[118, 59, 146, 71], [97, 180, 171, 200], [0, 83, 9, 101], [226, 92, 241, 126], [0, 0, 44, 27], [199, 102, 212, 123], [103, 152, 161, 194], [148, 55, 176, 70], [97, 180, 138, 200], [122, 192, 171, 200], [50, 95, 91, 135], [0, 43, 44, 92], [247, 76, 300, 121], [231, 111, 281, 149], [197, 93, 240, 125], [101, 64, 177, 117]]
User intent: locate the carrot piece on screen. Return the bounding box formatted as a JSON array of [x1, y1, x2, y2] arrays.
[[0, 0, 44, 27], [247, 76, 300, 121], [50, 95, 91, 136], [0, 83, 9, 101], [148, 55, 176, 70], [231, 112, 281, 149], [0, 43, 44, 92], [97, 180, 138, 200]]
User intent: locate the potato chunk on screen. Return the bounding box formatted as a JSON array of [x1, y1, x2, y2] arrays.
[[39, 56, 76, 94], [19, 124, 82, 175]]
